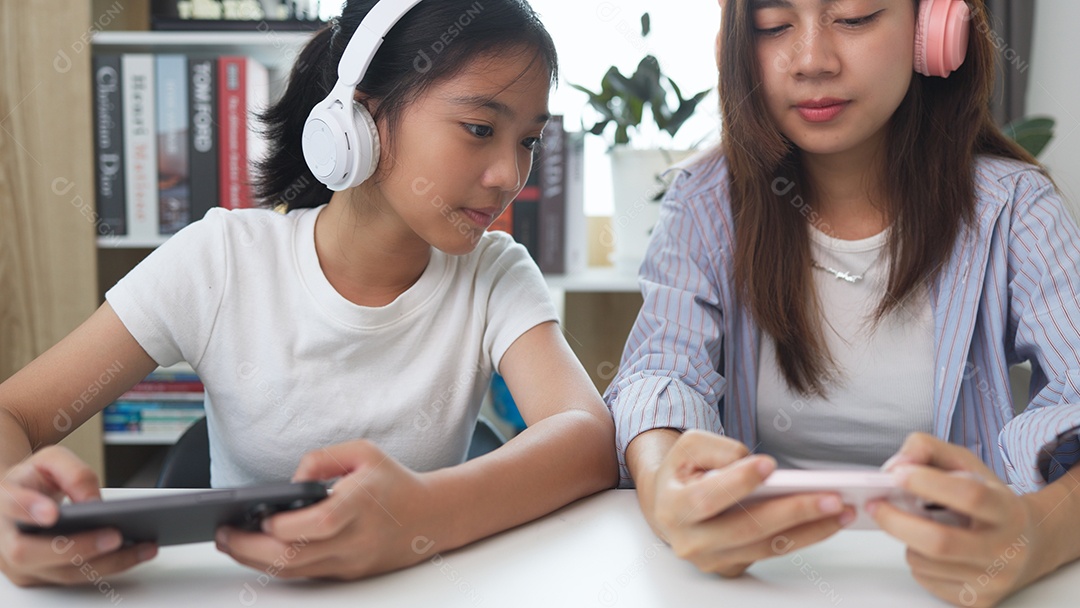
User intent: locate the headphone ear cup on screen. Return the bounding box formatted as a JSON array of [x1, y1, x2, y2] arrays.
[[350, 100, 381, 187], [301, 95, 380, 192], [913, 0, 935, 76], [914, 0, 970, 78], [303, 98, 358, 191]]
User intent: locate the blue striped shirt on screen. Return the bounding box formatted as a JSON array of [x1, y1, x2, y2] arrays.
[[604, 152, 1080, 492]]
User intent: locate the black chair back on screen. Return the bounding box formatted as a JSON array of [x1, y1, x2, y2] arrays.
[[157, 416, 508, 488]]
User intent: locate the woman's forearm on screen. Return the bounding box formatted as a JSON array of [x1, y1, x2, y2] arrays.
[[422, 409, 617, 553], [1025, 467, 1080, 582], [624, 428, 681, 530]]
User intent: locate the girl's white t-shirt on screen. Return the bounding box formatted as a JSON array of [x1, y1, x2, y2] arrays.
[[106, 206, 558, 487]]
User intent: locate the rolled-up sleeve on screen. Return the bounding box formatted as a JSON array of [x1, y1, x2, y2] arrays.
[[603, 171, 728, 487], [998, 171, 1080, 492]]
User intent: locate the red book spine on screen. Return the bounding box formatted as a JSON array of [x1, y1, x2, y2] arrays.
[[235, 58, 250, 208], [129, 381, 205, 393], [218, 56, 246, 209]]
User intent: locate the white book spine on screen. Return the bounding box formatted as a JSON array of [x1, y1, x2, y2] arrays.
[[122, 53, 160, 240], [563, 131, 588, 275]]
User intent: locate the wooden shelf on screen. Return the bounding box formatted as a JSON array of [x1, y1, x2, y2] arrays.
[[91, 30, 312, 70], [544, 267, 640, 293]]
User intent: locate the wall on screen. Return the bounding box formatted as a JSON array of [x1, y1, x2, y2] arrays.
[[1027, 0, 1080, 220], [0, 0, 104, 476]]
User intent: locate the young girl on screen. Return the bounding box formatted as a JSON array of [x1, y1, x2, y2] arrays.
[[0, 0, 617, 587], [606, 0, 1080, 605]]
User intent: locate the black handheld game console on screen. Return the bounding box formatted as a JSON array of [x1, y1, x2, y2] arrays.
[[16, 481, 329, 547]]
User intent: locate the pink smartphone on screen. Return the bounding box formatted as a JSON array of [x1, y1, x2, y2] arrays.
[[740, 470, 970, 530]]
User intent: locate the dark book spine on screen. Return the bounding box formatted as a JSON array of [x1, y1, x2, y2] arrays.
[[92, 54, 126, 236], [156, 54, 190, 234], [537, 116, 567, 274], [188, 56, 218, 221], [511, 163, 542, 264], [488, 204, 513, 235]]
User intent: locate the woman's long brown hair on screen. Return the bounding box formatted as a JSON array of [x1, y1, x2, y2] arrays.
[[718, 0, 1038, 396]]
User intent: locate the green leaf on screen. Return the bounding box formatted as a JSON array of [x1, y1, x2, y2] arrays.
[[1003, 116, 1055, 158], [662, 88, 711, 137]]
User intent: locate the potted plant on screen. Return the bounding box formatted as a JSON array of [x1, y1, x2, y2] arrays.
[[571, 13, 711, 272]]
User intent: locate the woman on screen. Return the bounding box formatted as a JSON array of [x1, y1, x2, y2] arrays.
[[605, 1, 1080, 605]]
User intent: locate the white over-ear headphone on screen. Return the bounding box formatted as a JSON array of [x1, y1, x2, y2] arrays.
[[302, 0, 425, 191]]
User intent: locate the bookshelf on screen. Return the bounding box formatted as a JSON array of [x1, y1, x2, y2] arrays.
[[87, 14, 313, 485], [92, 29, 310, 248]]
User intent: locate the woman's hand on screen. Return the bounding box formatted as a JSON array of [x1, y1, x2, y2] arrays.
[[631, 429, 854, 577], [215, 440, 438, 580], [0, 446, 156, 586], [872, 433, 1053, 608]]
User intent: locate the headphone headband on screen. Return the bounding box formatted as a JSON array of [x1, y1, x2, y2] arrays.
[[338, 0, 425, 87], [303, 0, 426, 191]]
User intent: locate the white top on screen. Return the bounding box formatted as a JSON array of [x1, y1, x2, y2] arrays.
[[756, 228, 935, 469], [106, 206, 557, 487]]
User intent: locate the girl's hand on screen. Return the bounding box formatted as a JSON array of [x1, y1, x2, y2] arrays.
[[0, 446, 156, 586], [872, 433, 1050, 608], [215, 440, 437, 580], [637, 429, 854, 577]]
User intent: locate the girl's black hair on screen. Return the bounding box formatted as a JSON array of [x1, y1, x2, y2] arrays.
[[255, 0, 558, 211]]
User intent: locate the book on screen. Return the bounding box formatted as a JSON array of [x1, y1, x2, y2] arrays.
[[122, 54, 160, 242], [156, 54, 191, 234], [150, 0, 326, 31], [562, 130, 587, 275], [511, 161, 542, 263], [188, 56, 219, 222], [489, 204, 513, 235], [218, 56, 269, 209], [91, 54, 126, 236], [244, 56, 270, 203], [128, 380, 205, 393], [537, 116, 567, 274]]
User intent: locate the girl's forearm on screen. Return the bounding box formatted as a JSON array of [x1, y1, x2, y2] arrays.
[[0, 408, 33, 472], [421, 409, 617, 553]]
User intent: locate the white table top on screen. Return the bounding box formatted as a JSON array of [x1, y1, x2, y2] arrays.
[[3, 489, 1075, 607]]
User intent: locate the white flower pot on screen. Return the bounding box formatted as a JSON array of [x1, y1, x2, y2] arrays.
[[607, 148, 694, 273]]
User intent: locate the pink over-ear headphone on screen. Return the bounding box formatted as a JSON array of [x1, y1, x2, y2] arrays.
[[914, 0, 970, 78]]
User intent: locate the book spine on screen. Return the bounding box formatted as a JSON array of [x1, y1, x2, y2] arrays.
[[92, 54, 126, 236], [488, 204, 513, 235], [218, 56, 245, 209], [511, 163, 542, 264], [537, 116, 567, 274], [563, 130, 588, 274], [119, 392, 206, 402], [156, 54, 190, 234], [243, 57, 270, 208], [129, 380, 205, 392], [188, 56, 219, 222], [122, 54, 159, 241]]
